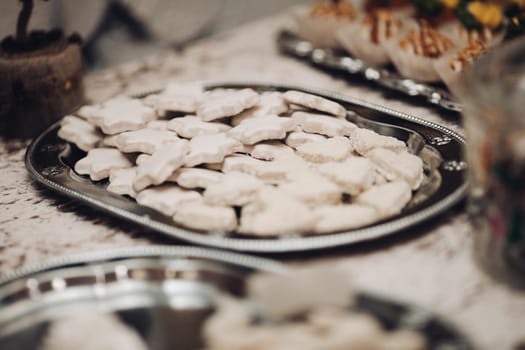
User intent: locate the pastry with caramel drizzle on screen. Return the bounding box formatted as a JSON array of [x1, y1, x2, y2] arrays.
[[309, 0, 357, 19], [387, 20, 455, 81], [337, 8, 407, 66], [398, 20, 454, 58], [295, 0, 357, 48]]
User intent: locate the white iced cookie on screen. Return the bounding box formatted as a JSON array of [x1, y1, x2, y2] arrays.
[[142, 93, 200, 116], [204, 172, 263, 206], [317, 156, 375, 195], [231, 91, 289, 126], [114, 129, 180, 154], [135, 153, 150, 166], [229, 115, 296, 145], [366, 149, 424, 190], [89, 96, 156, 135], [185, 133, 243, 167], [169, 168, 224, 189], [58, 115, 102, 152], [133, 141, 189, 191], [197, 88, 259, 122], [283, 90, 346, 117], [107, 167, 138, 198], [167, 116, 231, 138], [239, 187, 316, 236], [136, 185, 201, 216], [74, 148, 133, 181], [173, 200, 237, 232], [221, 154, 263, 175], [376, 330, 427, 350], [278, 172, 342, 205], [146, 120, 170, 130], [313, 204, 378, 233], [76, 104, 102, 123], [351, 128, 407, 155], [222, 154, 308, 183], [285, 131, 327, 149], [250, 142, 294, 161], [292, 111, 356, 137], [102, 134, 119, 148], [296, 136, 354, 163], [356, 181, 411, 218]]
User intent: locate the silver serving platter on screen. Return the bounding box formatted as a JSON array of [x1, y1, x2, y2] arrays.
[[278, 30, 463, 112], [25, 82, 467, 253], [0, 246, 473, 350]]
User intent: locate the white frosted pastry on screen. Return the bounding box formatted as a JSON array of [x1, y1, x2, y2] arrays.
[[278, 172, 342, 205], [313, 204, 378, 233], [102, 134, 119, 148], [356, 181, 411, 218], [231, 91, 289, 126], [197, 88, 259, 121], [366, 149, 424, 190], [133, 141, 189, 191], [173, 200, 237, 232], [351, 127, 406, 155], [284, 90, 346, 117], [143, 92, 200, 116], [317, 156, 375, 195], [74, 148, 133, 181], [58, 115, 101, 152], [169, 167, 224, 189], [115, 129, 180, 154], [167, 116, 231, 138], [107, 167, 138, 198], [184, 133, 243, 167], [296, 136, 353, 163], [285, 130, 327, 149], [250, 142, 294, 161], [221, 154, 263, 175], [292, 111, 356, 137], [204, 172, 264, 206], [239, 187, 317, 236], [229, 115, 296, 145], [146, 120, 170, 130], [136, 185, 201, 216], [88, 96, 156, 135]]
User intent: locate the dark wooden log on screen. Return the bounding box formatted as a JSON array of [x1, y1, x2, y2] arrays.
[[0, 37, 84, 138]]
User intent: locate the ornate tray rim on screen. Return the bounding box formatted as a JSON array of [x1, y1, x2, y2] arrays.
[[277, 30, 463, 113], [0, 245, 474, 350], [25, 81, 468, 253]]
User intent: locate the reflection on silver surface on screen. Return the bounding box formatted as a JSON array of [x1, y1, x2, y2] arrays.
[[0, 246, 284, 350], [25, 82, 467, 253], [0, 247, 473, 350]]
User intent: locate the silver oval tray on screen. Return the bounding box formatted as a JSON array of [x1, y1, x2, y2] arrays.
[[277, 30, 462, 112], [25, 82, 467, 253], [0, 246, 473, 350]]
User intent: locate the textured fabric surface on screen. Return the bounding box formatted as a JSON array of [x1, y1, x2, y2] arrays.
[[0, 12, 524, 350]]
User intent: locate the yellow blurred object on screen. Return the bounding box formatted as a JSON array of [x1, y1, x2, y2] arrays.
[[467, 2, 503, 29], [440, 0, 460, 9]]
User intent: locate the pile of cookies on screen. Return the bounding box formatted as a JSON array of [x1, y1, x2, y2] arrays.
[[58, 83, 424, 236]]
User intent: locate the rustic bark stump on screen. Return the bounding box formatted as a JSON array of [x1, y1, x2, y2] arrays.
[[0, 31, 85, 138]]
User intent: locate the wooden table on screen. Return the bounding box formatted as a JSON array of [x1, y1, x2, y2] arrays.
[[1, 12, 524, 350]]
